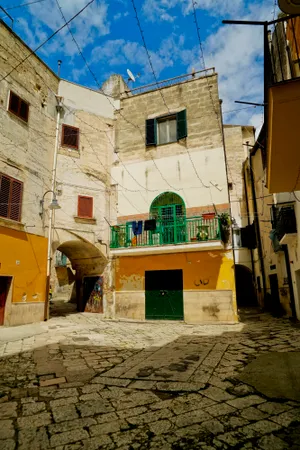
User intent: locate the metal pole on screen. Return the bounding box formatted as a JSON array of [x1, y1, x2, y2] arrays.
[[44, 97, 63, 321]]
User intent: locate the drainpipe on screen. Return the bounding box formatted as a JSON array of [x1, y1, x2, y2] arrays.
[[219, 100, 238, 321], [242, 162, 256, 290], [248, 148, 267, 301], [44, 96, 64, 321]]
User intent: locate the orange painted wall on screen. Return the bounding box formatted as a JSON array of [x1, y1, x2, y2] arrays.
[[0, 226, 47, 303], [115, 250, 235, 292]]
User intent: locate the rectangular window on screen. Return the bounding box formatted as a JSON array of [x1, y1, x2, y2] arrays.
[[157, 116, 177, 145], [8, 91, 29, 122], [78, 195, 93, 219], [233, 229, 242, 248], [0, 173, 23, 222], [62, 125, 79, 149], [145, 109, 187, 146]]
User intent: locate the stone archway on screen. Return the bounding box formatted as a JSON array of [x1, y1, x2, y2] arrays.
[[235, 264, 257, 308], [56, 240, 107, 312]]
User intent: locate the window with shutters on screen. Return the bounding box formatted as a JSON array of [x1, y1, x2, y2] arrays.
[[8, 91, 29, 123], [62, 125, 79, 149], [77, 196, 93, 219], [145, 109, 187, 147], [0, 173, 23, 222]]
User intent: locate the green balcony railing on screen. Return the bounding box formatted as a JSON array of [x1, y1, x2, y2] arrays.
[[110, 217, 221, 249]]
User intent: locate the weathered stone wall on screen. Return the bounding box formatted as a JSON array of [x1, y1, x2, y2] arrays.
[[116, 74, 222, 162], [0, 21, 59, 237]]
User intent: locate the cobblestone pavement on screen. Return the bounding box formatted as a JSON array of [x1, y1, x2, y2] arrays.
[[1, 312, 300, 449]]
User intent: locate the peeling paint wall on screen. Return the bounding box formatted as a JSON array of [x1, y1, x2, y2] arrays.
[[114, 250, 237, 323]]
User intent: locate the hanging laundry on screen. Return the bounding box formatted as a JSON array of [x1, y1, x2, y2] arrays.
[[132, 221, 143, 236], [144, 219, 156, 231]]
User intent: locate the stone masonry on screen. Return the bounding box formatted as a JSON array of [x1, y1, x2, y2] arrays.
[[0, 311, 300, 449]]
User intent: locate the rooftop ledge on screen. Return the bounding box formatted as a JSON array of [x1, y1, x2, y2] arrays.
[[121, 68, 216, 98], [110, 240, 224, 257]]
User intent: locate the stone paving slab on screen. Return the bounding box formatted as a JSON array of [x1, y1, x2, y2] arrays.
[[0, 312, 300, 448]]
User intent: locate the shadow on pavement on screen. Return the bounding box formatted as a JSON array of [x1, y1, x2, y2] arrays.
[[0, 314, 300, 449]]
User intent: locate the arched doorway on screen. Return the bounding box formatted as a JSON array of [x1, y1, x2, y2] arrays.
[[235, 264, 257, 307], [51, 239, 107, 316], [150, 192, 186, 244]]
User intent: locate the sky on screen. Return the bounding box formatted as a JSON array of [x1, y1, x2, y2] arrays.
[[1, 0, 279, 132]]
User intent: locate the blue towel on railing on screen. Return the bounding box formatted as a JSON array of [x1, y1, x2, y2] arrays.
[[132, 221, 143, 236]]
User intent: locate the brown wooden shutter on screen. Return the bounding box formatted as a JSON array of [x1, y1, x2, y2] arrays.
[[10, 180, 23, 221], [0, 174, 10, 219], [8, 91, 29, 123], [78, 196, 93, 218], [0, 174, 23, 222], [62, 125, 79, 149]]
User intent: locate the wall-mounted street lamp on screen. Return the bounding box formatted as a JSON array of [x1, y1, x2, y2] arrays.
[[278, 0, 300, 14], [40, 190, 61, 218]]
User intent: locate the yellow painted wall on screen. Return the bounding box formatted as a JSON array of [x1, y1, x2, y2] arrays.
[[115, 250, 235, 292], [0, 226, 47, 303]]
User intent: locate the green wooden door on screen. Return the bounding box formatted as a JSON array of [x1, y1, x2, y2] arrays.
[[145, 270, 184, 320], [159, 205, 186, 244]]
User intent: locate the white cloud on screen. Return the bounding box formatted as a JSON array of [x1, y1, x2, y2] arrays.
[[91, 34, 186, 82], [17, 0, 110, 56], [113, 11, 129, 21], [142, 0, 244, 22]]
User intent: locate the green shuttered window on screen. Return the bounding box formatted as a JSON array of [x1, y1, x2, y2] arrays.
[[145, 109, 187, 146]]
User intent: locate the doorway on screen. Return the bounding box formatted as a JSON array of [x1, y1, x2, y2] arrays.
[[269, 274, 284, 316], [145, 269, 184, 320], [235, 265, 257, 307], [0, 276, 11, 325], [82, 276, 103, 313]]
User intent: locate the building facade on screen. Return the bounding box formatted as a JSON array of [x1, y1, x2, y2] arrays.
[[109, 72, 238, 323], [0, 21, 59, 325]]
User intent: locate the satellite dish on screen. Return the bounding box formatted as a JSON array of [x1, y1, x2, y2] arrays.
[[127, 69, 136, 83]]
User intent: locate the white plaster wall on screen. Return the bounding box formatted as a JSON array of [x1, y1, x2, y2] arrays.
[[112, 147, 228, 217], [59, 80, 119, 119]]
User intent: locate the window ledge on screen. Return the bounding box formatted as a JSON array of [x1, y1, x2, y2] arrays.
[[74, 216, 96, 224], [0, 216, 25, 232], [7, 110, 28, 125], [59, 147, 80, 158]]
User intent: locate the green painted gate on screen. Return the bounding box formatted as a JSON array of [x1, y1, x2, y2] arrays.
[[145, 269, 184, 320]]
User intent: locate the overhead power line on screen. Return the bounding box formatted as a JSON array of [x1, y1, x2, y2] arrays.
[[6, 0, 47, 10], [130, 0, 170, 113], [0, 0, 95, 82]]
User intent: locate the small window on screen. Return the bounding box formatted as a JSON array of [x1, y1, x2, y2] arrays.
[[62, 125, 79, 149], [0, 173, 23, 222], [157, 116, 177, 145], [233, 228, 242, 248], [228, 182, 233, 190], [8, 91, 29, 122], [78, 195, 93, 219], [145, 109, 187, 146]]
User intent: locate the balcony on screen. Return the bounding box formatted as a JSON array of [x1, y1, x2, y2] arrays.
[[110, 216, 223, 255], [266, 15, 300, 192], [271, 203, 297, 246]]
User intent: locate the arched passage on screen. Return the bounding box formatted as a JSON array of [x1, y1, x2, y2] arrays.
[[54, 239, 107, 313], [235, 264, 257, 308]]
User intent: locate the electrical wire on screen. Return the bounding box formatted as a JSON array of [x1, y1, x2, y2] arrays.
[[0, 0, 96, 82], [130, 0, 170, 113], [53, 0, 181, 196], [5, 0, 47, 10]]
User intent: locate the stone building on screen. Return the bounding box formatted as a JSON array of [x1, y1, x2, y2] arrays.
[[109, 72, 238, 323], [0, 20, 116, 324], [0, 20, 59, 325], [0, 19, 252, 325]]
